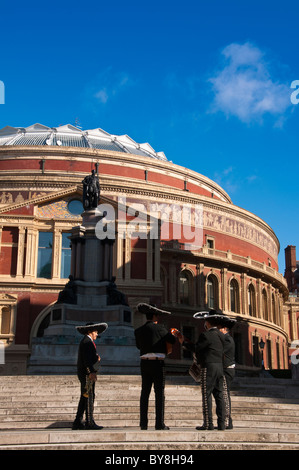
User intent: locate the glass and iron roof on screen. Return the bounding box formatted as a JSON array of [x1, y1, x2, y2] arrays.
[[0, 123, 167, 161]]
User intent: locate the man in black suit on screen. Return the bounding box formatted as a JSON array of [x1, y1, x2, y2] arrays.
[[180, 310, 226, 430], [218, 316, 236, 429], [134, 303, 177, 430], [72, 322, 108, 430]]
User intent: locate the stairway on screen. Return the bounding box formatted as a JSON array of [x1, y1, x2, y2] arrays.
[[0, 375, 299, 450]]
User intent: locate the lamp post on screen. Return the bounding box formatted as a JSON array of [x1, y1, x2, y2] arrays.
[[259, 337, 265, 370]]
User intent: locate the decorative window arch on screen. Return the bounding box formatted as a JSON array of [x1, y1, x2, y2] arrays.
[[207, 274, 218, 310], [0, 293, 18, 344], [160, 266, 168, 304], [29, 302, 56, 344], [229, 278, 240, 313], [179, 269, 193, 305], [248, 283, 256, 317]]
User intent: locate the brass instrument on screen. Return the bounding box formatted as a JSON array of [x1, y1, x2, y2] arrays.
[[83, 360, 100, 397], [166, 328, 182, 355]]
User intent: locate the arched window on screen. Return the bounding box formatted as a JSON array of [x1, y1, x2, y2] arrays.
[[230, 279, 239, 313], [180, 271, 191, 305], [160, 267, 167, 304], [248, 284, 256, 316], [1, 306, 11, 334], [207, 274, 218, 309]]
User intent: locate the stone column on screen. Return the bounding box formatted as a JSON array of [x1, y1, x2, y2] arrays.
[[154, 238, 160, 283], [25, 227, 38, 278], [0, 306, 3, 335], [116, 236, 124, 282], [16, 227, 26, 278], [124, 237, 131, 281], [221, 268, 227, 312], [256, 278, 262, 319], [147, 236, 153, 282], [241, 273, 247, 315], [52, 228, 62, 280], [196, 263, 205, 309]]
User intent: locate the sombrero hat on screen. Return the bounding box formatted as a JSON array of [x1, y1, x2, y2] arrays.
[[76, 322, 108, 335], [137, 303, 171, 316], [193, 309, 236, 328], [217, 316, 237, 329], [193, 309, 227, 322]]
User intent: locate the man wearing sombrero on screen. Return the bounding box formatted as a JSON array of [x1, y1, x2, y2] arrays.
[[72, 322, 108, 430], [134, 303, 177, 430], [217, 315, 236, 429], [179, 309, 227, 430]]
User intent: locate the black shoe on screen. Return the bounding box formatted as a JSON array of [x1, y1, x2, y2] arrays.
[[196, 425, 214, 430], [226, 424, 233, 430], [72, 420, 85, 430], [217, 420, 226, 430], [85, 423, 103, 430], [155, 425, 170, 430], [140, 426, 148, 430]]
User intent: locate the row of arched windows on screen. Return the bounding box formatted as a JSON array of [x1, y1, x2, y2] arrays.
[[173, 269, 281, 324]]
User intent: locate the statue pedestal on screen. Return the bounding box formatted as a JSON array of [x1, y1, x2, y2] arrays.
[[27, 303, 139, 374], [28, 207, 140, 375]]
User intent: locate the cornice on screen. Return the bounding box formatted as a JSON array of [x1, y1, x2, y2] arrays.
[[0, 185, 79, 214], [0, 145, 231, 203]]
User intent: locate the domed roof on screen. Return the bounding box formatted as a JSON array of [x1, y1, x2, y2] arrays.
[[0, 123, 167, 161]]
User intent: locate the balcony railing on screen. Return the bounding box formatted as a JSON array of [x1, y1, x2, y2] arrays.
[[161, 241, 287, 288]]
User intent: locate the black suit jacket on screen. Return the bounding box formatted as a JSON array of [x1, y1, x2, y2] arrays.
[[223, 333, 235, 368], [77, 335, 99, 376], [134, 321, 176, 356], [184, 327, 225, 367]]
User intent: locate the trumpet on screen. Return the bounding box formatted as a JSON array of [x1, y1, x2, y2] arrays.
[[171, 327, 183, 339], [166, 328, 183, 355]]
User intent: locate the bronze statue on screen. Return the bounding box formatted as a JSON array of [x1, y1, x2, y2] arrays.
[[107, 276, 128, 306], [57, 275, 77, 304], [82, 170, 100, 209]]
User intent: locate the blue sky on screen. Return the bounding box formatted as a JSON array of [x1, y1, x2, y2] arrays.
[[0, 0, 298, 273]]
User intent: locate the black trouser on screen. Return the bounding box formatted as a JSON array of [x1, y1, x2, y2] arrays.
[[200, 362, 224, 428], [139, 359, 166, 428], [223, 368, 235, 428], [74, 373, 95, 425]]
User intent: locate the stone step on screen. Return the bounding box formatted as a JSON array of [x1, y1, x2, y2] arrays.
[[1, 421, 299, 431], [2, 413, 299, 426], [1, 398, 299, 413], [0, 428, 299, 451], [1, 376, 299, 426], [0, 375, 299, 450], [1, 411, 299, 430], [1, 374, 297, 386]]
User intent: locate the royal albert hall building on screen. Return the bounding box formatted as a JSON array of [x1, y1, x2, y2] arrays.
[[0, 123, 293, 375]]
